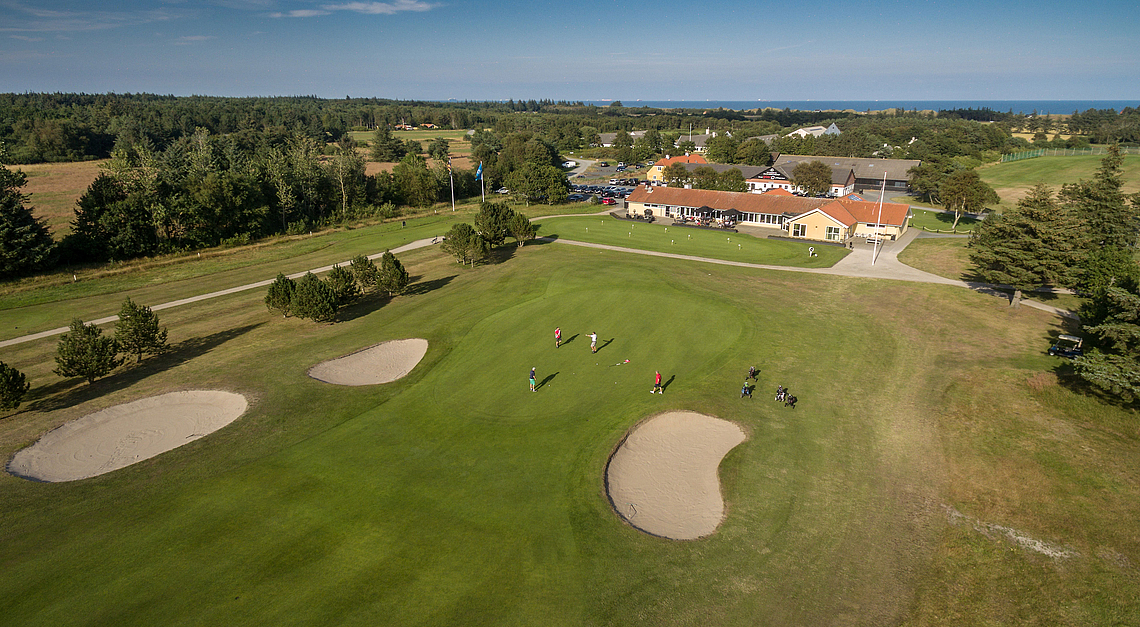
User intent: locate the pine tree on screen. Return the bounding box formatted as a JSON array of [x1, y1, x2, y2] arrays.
[[114, 298, 168, 363], [968, 184, 1077, 307], [474, 202, 513, 247], [1061, 145, 1140, 291], [349, 254, 380, 291], [0, 164, 55, 277], [441, 223, 487, 267], [1074, 285, 1140, 404], [0, 361, 30, 411], [265, 273, 296, 317], [326, 264, 360, 308], [291, 273, 337, 322], [377, 251, 410, 296], [54, 319, 123, 384], [507, 211, 536, 247]]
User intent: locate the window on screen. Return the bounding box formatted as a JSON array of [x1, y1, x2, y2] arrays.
[[826, 226, 841, 241], [792, 224, 806, 237]]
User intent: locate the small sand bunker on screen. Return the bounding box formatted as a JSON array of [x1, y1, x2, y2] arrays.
[[8, 390, 248, 482], [308, 338, 428, 386], [606, 411, 745, 540]]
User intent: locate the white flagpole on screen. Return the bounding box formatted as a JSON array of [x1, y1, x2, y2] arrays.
[[479, 161, 485, 203], [449, 157, 455, 211], [872, 172, 886, 265]]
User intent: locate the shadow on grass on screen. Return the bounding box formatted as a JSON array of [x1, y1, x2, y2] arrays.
[[404, 275, 456, 297], [27, 323, 264, 413], [537, 372, 558, 389], [562, 333, 579, 347], [662, 374, 675, 391], [595, 338, 614, 353], [486, 246, 517, 265]]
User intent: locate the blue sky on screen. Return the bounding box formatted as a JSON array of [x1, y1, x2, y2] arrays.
[[1, 0, 1138, 100]]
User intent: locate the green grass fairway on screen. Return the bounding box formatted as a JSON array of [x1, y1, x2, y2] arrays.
[[907, 208, 982, 232], [978, 154, 1140, 211], [1, 225, 1138, 625], [535, 216, 847, 267]]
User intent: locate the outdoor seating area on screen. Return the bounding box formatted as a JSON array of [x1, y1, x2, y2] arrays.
[[672, 206, 740, 230]]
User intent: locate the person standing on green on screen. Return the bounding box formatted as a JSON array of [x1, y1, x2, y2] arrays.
[[530, 367, 537, 392], [589, 332, 598, 353]]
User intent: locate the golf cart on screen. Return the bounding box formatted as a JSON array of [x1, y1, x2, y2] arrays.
[[1047, 334, 1083, 358]]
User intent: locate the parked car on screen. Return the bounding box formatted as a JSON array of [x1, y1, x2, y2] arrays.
[[598, 162, 609, 167], [495, 187, 510, 194], [601, 197, 617, 205]]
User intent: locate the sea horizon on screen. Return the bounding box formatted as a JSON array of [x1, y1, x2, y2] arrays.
[[572, 100, 1138, 115]]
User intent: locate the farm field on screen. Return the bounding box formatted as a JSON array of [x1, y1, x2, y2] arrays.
[[1, 208, 1138, 626], [16, 160, 105, 238], [978, 154, 1140, 212]]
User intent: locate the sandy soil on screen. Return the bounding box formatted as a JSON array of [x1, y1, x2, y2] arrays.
[[606, 411, 746, 540], [8, 390, 248, 482], [307, 338, 428, 386]]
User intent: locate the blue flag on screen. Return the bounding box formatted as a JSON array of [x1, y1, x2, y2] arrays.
[[476, 162, 483, 180]]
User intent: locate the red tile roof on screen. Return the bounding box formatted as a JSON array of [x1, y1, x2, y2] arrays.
[[653, 154, 708, 167], [627, 186, 909, 226], [762, 188, 794, 196]]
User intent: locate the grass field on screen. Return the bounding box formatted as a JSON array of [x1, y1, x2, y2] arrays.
[[978, 154, 1140, 212], [906, 208, 982, 232], [536, 216, 847, 267], [17, 160, 105, 238], [1, 210, 1138, 625]]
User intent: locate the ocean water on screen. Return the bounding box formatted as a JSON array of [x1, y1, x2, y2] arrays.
[[580, 100, 1138, 115]]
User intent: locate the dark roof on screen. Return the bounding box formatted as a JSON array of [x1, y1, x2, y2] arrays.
[[680, 163, 768, 178], [773, 155, 921, 181]]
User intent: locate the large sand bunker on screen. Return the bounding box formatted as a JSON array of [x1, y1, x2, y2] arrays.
[[606, 411, 745, 540], [307, 338, 428, 386], [8, 390, 248, 482]]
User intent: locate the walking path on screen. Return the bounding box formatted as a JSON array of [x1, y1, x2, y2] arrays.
[[0, 238, 441, 349], [1, 216, 1075, 349]]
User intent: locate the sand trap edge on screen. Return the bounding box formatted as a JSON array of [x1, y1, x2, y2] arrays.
[[604, 411, 746, 541], [7, 390, 249, 483], [307, 338, 429, 386]]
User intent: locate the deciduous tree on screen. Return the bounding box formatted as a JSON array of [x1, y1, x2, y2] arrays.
[[662, 162, 690, 187], [792, 160, 832, 196], [114, 298, 168, 363], [441, 222, 487, 267], [939, 169, 1000, 229], [508, 211, 536, 247], [54, 319, 122, 384]]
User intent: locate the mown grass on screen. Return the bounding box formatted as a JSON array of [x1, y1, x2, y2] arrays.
[[908, 208, 982, 232], [978, 154, 1140, 211], [0, 219, 1137, 626], [535, 215, 848, 268]]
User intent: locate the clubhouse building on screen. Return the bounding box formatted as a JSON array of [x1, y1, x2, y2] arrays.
[[625, 186, 910, 243]]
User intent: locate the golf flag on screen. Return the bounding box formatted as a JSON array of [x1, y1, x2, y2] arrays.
[[476, 161, 483, 180], [447, 156, 452, 174]]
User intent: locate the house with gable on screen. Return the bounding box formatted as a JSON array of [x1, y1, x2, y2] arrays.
[[773, 155, 920, 192], [745, 164, 856, 197], [645, 154, 708, 183]]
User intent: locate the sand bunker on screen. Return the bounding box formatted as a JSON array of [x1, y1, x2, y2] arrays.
[[8, 390, 248, 482], [307, 338, 428, 386], [606, 411, 745, 540]]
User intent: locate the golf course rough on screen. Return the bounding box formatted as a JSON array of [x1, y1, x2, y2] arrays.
[[8, 390, 248, 482], [606, 411, 746, 540], [307, 338, 429, 386]]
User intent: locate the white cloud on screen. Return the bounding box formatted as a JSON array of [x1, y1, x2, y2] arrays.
[[9, 34, 44, 41], [174, 35, 217, 45], [0, 2, 183, 33], [268, 9, 331, 18], [322, 1, 438, 15]]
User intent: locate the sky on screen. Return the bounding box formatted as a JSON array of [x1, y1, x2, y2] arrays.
[[1, 0, 1138, 101]]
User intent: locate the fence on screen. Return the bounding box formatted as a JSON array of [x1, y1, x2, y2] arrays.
[[1001, 146, 1140, 162]]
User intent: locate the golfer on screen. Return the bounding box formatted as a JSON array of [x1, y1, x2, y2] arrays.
[[741, 381, 752, 399], [555, 327, 561, 348], [529, 367, 537, 392], [589, 332, 598, 353], [652, 370, 663, 394]]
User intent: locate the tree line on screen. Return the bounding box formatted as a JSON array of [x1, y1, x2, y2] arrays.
[[967, 146, 1140, 404]]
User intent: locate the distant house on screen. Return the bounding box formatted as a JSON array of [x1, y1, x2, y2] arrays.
[[646, 154, 708, 183], [673, 128, 729, 153], [787, 123, 841, 138], [772, 155, 921, 192], [625, 186, 909, 242], [599, 130, 647, 147], [745, 163, 856, 197]]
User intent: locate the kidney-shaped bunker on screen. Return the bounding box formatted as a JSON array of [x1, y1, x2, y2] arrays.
[[8, 390, 248, 482], [308, 338, 428, 386], [606, 411, 745, 540]]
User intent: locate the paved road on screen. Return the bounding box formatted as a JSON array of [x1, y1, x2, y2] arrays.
[[0, 237, 443, 349]]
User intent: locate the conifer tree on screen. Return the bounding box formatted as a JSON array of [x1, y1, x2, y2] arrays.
[[291, 273, 337, 322], [377, 251, 410, 296], [0, 361, 30, 411], [265, 273, 297, 317], [968, 184, 1077, 307], [349, 255, 380, 291], [508, 211, 536, 247], [114, 298, 168, 363], [54, 319, 122, 384], [0, 164, 55, 277], [326, 264, 361, 307]]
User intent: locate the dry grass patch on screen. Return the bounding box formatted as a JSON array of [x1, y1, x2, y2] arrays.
[[17, 160, 105, 237]]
